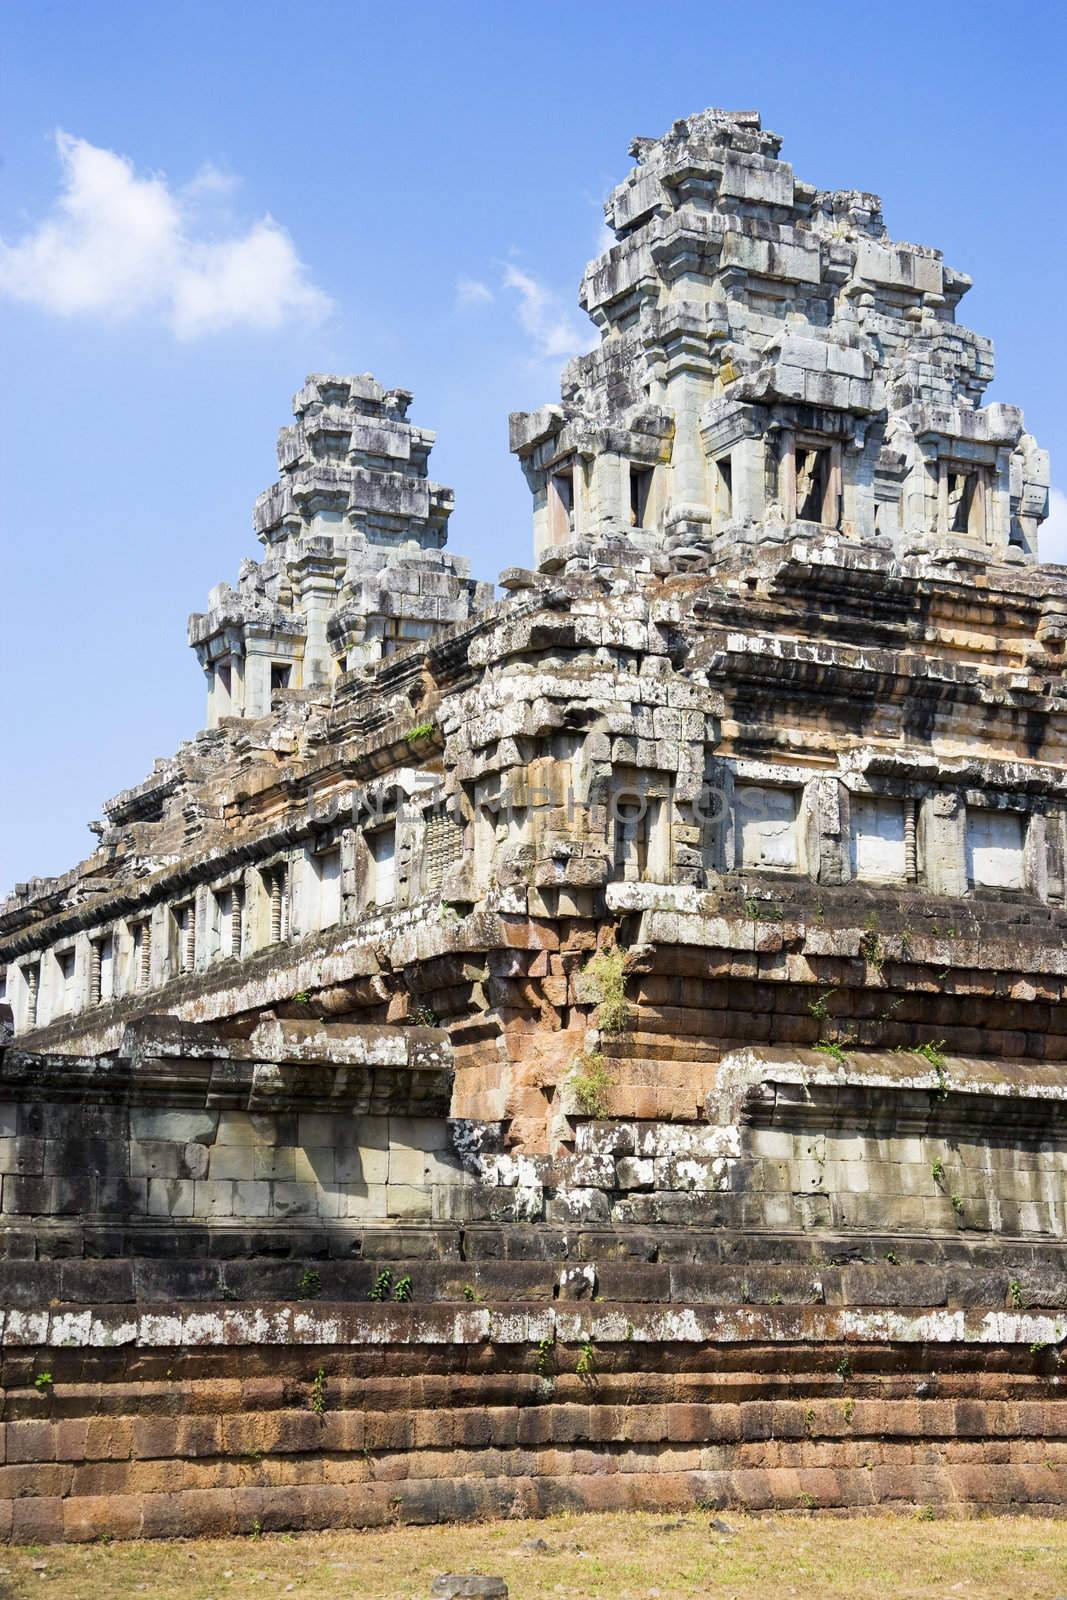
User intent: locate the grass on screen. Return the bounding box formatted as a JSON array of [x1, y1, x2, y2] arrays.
[[579, 947, 628, 1034], [568, 1048, 613, 1117], [5, 1510, 1067, 1599]]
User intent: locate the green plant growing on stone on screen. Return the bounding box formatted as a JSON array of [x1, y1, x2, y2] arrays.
[[309, 1368, 327, 1416], [834, 1355, 853, 1381], [807, 991, 833, 1024], [859, 925, 885, 970], [913, 1039, 948, 1072], [816, 1039, 851, 1066], [292, 990, 311, 1005], [297, 1267, 321, 1300], [843, 1399, 855, 1424], [744, 894, 783, 923], [405, 720, 435, 743], [931, 1159, 945, 1186], [1008, 1279, 1025, 1310], [463, 1284, 476, 1302], [393, 1275, 413, 1302], [569, 1049, 613, 1117], [580, 947, 628, 1033], [804, 1406, 817, 1436], [33, 1371, 53, 1393], [951, 1193, 964, 1217], [369, 1269, 393, 1302], [798, 1491, 816, 1511], [885, 1250, 900, 1265], [575, 1340, 598, 1381], [410, 1003, 438, 1027], [535, 1334, 556, 1377], [916, 1505, 936, 1522]]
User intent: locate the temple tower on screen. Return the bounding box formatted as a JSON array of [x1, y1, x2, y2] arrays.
[[511, 108, 1049, 571], [189, 373, 490, 726]]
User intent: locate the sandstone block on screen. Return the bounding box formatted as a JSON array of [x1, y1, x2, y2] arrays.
[[130, 1109, 217, 1145]]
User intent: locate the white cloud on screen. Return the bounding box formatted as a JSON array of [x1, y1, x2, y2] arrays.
[[0, 132, 330, 339], [180, 162, 238, 200], [456, 276, 493, 307], [502, 264, 591, 365], [1040, 487, 1067, 565]]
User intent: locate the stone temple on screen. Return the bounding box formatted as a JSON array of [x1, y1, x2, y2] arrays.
[[2, 108, 1066, 1541]]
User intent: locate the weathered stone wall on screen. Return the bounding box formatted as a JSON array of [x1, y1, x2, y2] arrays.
[[3, 1024, 1067, 1538], [4, 1044, 1065, 1236], [0, 1102, 464, 1227], [4, 1258, 1067, 1541]]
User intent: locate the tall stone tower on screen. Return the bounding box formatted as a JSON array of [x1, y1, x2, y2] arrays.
[[511, 108, 1048, 570], [189, 373, 490, 726]]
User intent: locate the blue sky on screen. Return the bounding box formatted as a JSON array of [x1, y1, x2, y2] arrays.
[[3, 0, 1065, 893]]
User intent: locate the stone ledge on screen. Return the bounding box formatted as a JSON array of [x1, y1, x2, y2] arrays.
[[717, 1045, 1067, 1128], [2, 1300, 1064, 1350], [5, 1459, 1067, 1544], [0, 1016, 452, 1116]]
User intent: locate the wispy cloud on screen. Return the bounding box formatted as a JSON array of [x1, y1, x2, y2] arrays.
[[502, 263, 591, 365], [455, 276, 493, 307], [180, 162, 239, 201], [1040, 487, 1067, 565], [0, 132, 331, 339]]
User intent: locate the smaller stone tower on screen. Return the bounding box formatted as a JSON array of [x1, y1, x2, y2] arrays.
[[189, 373, 491, 726]]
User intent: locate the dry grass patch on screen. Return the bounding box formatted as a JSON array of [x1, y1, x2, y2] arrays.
[[3, 1510, 1067, 1599]]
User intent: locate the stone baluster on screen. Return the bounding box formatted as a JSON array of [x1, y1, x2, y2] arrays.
[[270, 870, 284, 943], [904, 800, 917, 884]]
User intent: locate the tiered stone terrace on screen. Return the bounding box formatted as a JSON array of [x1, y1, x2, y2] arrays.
[[2, 108, 1066, 1541]]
